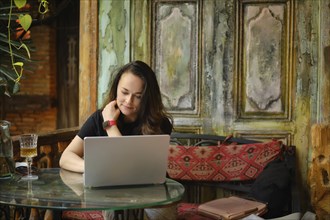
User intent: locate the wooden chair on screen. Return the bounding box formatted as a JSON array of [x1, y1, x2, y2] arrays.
[[12, 126, 80, 168]]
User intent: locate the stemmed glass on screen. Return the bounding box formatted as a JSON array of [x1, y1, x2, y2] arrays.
[[19, 134, 38, 180]]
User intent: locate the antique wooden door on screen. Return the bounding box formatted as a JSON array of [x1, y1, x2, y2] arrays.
[[137, 1, 321, 204], [148, 0, 297, 139]]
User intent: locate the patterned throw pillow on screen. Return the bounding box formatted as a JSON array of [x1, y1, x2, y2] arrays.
[[167, 140, 283, 181], [62, 210, 104, 220]]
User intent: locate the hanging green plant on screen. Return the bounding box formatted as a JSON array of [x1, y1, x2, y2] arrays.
[[0, 0, 49, 97]]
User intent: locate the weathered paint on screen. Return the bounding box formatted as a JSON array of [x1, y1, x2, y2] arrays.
[[319, 1, 330, 123], [98, 0, 130, 107], [295, 0, 320, 207], [131, 0, 151, 63], [80, 0, 329, 212], [79, 1, 97, 124]]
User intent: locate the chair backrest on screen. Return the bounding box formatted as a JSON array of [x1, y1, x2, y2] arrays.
[[170, 132, 260, 145], [12, 127, 79, 168]]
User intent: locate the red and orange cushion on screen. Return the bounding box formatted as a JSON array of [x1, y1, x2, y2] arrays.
[[168, 139, 283, 182], [62, 210, 104, 220]]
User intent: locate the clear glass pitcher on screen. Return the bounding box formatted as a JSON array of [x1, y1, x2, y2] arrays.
[[0, 120, 15, 179]]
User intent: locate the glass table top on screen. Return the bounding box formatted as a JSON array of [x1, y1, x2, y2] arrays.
[[0, 168, 185, 211]]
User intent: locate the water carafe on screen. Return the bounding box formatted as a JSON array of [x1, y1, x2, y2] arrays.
[[0, 120, 15, 179]]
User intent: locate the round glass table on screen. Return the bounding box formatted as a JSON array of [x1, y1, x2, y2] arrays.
[[0, 168, 184, 214]]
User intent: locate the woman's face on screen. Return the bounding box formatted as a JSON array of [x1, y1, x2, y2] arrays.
[[116, 71, 145, 122]]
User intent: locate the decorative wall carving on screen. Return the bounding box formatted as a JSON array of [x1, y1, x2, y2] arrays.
[[153, 0, 200, 115], [236, 0, 294, 120], [246, 7, 282, 112]]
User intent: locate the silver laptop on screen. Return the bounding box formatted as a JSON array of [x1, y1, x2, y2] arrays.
[[83, 135, 170, 188]]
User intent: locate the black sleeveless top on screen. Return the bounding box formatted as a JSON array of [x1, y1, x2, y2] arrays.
[[78, 110, 172, 139]]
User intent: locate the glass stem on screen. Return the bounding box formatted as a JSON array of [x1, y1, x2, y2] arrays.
[[26, 157, 32, 177]]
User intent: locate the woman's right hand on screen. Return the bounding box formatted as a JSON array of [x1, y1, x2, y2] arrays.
[[102, 100, 122, 137], [102, 100, 121, 121]]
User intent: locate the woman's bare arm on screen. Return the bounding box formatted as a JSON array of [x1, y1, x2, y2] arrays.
[[102, 100, 122, 137], [59, 135, 85, 173]]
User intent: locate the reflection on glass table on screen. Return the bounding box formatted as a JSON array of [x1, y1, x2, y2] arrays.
[[0, 168, 185, 211]]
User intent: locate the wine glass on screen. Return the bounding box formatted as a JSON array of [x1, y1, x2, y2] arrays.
[[19, 134, 38, 180]]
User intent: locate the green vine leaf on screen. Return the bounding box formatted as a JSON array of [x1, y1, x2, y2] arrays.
[[13, 62, 24, 67], [1, 0, 49, 96], [14, 0, 27, 9], [19, 14, 32, 31]]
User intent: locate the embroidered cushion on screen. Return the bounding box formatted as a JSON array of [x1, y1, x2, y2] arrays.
[[167, 140, 283, 181], [62, 210, 104, 220]]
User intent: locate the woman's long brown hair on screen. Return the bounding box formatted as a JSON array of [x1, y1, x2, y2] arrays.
[[102, 60, 172, 134]]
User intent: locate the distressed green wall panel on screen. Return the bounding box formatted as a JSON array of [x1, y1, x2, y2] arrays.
[[294, 0, 320, 207], [98, 0, 130, 107], [320, 0, 330, 123], [131, 0, 151, 63], [203, 0, 235, 134]]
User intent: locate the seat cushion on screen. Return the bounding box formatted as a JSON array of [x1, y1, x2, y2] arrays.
[[62, 210, 104, 220]]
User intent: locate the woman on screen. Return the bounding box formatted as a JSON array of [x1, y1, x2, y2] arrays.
[[59, 60, 173, 173]]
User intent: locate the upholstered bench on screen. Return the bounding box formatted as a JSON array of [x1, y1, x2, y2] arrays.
[[168, 133, 299, 219]]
